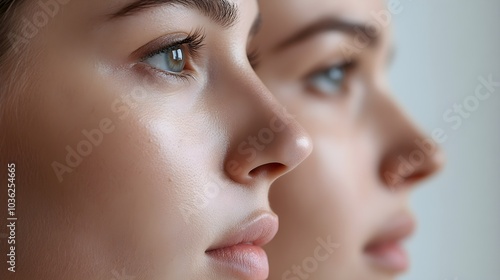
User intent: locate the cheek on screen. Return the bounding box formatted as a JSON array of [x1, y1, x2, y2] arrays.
[[65, 97, 229, 246], [71, 115, 205, 270], [12, 64, 230, 276]]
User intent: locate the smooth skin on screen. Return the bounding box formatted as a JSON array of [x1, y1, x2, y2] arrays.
[[0, 0, 312, 279], [250, 0, 445, 279]]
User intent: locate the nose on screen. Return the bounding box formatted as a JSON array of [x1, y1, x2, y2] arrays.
[[373, 94, 445, 190], [222, 70, 312, 186]]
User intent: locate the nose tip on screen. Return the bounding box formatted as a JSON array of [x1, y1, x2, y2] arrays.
[[414, 143, 446, 182], [380, 136, 446, 189], [247, 134, 312, 177], [282, 134, 313, 172], [225, 110, 313, 185]]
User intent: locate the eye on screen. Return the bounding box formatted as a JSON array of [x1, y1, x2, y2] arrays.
[[143, 45, 187, 74], [308, 62, 354, 95], [139, 30, 205, 77]]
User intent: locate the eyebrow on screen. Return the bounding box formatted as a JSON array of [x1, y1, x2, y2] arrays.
[[110, 0, 239, 28], [275, 18, 379, 51]]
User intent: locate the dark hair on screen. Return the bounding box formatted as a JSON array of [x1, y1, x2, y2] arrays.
[[0, 0, 26, 111], [0, 0, 23, 61]]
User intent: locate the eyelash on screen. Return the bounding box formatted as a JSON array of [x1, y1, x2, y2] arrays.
[[138, 30, 261, 80], [309, 60, 356, 80], [247, 48, 261, 68], [141, 29, 206, 80]]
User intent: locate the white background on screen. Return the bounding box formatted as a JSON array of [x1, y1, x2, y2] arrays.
[[389, 0, 500, 279]]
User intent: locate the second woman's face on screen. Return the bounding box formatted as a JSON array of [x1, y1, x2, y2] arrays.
[[1, 0, 312, 279], [251, 0, 444, 279]]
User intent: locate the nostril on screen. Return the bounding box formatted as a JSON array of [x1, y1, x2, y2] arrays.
[[379, 145, 446, 189], [248, 162, 287, 178]]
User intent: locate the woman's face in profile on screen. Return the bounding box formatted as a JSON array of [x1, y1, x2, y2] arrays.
[[251, 0, 444, 279], [0, 0, 312, 279]]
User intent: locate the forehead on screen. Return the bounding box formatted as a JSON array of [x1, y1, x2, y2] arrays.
[[18, 0, 248, 24], [260, 0, 386, 23], [13, 0, 255, 49]]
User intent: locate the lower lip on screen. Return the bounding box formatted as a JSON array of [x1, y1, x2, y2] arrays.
[[365, 241, 409, 272], [207, 244, 269, 280]]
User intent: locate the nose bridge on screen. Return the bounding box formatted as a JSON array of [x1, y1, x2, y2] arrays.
[[379, 93, 424, 146], [221, 66, 312, 185]]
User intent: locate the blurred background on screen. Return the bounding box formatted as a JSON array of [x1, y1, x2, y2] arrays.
[[389, 0, 500, 279]]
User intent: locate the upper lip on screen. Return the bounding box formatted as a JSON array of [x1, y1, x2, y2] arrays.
[[365, 213, 416, 250], [206, 211, 279, 252]]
